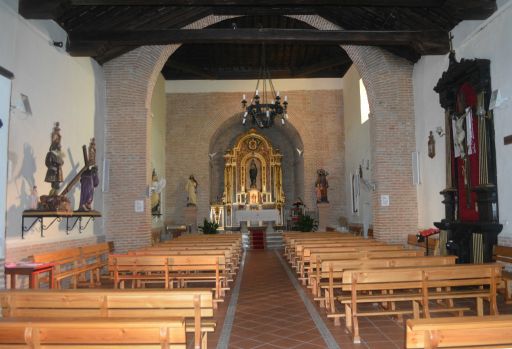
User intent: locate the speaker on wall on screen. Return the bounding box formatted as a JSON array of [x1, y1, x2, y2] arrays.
[[412, 151, 421, 185]]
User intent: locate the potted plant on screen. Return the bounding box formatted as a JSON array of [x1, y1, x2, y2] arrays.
[[198, 218, 219, 234], [294, 213, 318, 232]]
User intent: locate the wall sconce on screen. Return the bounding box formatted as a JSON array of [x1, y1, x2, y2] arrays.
[[435, 126, 445, 137]]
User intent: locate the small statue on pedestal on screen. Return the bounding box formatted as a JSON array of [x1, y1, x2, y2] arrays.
[[315, 169, 329, 203], [185, 175, 198, 206], [44, 122, 64, 196], [40, 122, 71, 211]]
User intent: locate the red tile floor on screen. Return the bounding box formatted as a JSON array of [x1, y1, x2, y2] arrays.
[[194, 250, 512, 349]]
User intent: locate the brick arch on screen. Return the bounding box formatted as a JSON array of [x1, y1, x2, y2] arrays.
[[104, 14, 417, 252]]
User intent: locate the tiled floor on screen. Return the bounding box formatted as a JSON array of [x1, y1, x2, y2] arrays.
[[195, 250, 512, 349]]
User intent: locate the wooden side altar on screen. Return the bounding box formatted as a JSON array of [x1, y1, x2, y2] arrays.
[[433, 53, 502, 263]]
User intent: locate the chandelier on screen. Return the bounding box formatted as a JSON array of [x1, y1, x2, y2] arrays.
[[241, 44, 288, 128]]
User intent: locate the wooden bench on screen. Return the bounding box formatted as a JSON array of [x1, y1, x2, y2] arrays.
[[110, 254, 227, 305], [406, 315, 512, 349], [297, 244, 404, 281], [134, 248, 238, 277], [111, 254, 171, 289], [493, 244, 512, 303], [0, 288, 214, 349], [307, 249, 424, 289], [32, 243, 111, 289], [0, 317, 186, 349], [313, 255, 457, 321], [341, 264, 502, 343]]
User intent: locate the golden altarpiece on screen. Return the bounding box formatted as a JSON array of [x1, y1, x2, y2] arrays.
[[210, 129, 285, 230]]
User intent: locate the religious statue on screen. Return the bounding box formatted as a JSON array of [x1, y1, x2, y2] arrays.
[[249, 159, 258, 188], [29, 186, 39, 210], [88, 137, 96, 166], [79, 166, 99, 211], [185, 175, 198, 206], [428, 131, 436, 158], [44, 122, 64, 196], [150, 169, 161, 214], [315, 169, 329, 203]]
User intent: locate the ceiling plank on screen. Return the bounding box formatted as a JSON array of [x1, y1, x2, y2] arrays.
[[68, 28, 449, 55], [293, 56, 350, 77], [166, 60, 217, 79]]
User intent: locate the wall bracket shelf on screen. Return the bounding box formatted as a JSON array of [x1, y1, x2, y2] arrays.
[[21, 210, 101, 238]]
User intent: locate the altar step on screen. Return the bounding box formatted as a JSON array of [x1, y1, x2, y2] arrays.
[[241, 230, 283, 249], [266, 230, 283, 249]]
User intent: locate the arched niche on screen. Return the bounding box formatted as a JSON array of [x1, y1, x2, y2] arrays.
[[208, 114, 304, 208]]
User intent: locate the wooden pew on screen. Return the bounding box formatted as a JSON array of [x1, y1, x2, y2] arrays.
[[493, 244, 512, 303], [297, 244, 404, 281], [0, 288, 214, 349], [313, 255, 457, 321], [0, 317, 186, 349], [33, 243, 111, 289], [341, 263, 502, 343], [307, 249, 424, 289], [406, 315, 512, 349], [109, 254, 227, 305]]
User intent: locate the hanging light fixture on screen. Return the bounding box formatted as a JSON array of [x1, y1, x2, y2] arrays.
[[241, 43, 288, 128]]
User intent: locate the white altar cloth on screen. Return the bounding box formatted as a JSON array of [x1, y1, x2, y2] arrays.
[[235, 209, 280, 224]]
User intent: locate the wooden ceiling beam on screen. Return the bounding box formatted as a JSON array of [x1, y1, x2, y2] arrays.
[[68, 28, 449, 56], [68, 0, 447, 8]]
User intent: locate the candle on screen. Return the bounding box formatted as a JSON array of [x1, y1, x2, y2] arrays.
[[255, 90, 259, 96], [243, 94, 246, 100]]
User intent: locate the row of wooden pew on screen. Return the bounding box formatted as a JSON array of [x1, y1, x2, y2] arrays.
[[283, 231, 512, 348], [0, 233, 243, 349]]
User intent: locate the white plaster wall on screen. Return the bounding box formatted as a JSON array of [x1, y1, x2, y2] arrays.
[[0, 1, 106, 250], [166, 78, 343, 94], [343, 66, 372, 226], [0, 75, 11, 259], [413, 0, 512, 240], [151, 74, 167, 228]]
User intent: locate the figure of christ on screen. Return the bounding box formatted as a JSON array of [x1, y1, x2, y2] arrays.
[[249, 159, 258, 188]]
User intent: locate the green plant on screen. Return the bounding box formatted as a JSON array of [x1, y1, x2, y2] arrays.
[[294, 214, 318, 232], [198, 218, 219, 234]]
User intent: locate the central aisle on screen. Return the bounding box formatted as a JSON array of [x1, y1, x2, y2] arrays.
[[225, 250, 334, 349]]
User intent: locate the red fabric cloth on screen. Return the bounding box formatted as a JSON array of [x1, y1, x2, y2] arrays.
[[249, 228, 265, 249], [419, 228, 440, 237], [455, 83, 480, 222]]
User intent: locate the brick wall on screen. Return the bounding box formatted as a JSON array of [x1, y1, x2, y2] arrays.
[[165, 90, 345, 226], [103, 14, 418, 250]]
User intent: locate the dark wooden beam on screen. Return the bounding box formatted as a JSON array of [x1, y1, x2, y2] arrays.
[[68, 28, 449, 55], [69, 0, 447, 7], [19, 0, 69, 19]]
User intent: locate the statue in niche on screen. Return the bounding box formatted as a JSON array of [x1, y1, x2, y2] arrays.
[[315, 169, 329, 203], [186, 175, 198, 206], [428, 131, 436, 158], [44, 122, 64, 196], [249, 159, 258, 189]]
